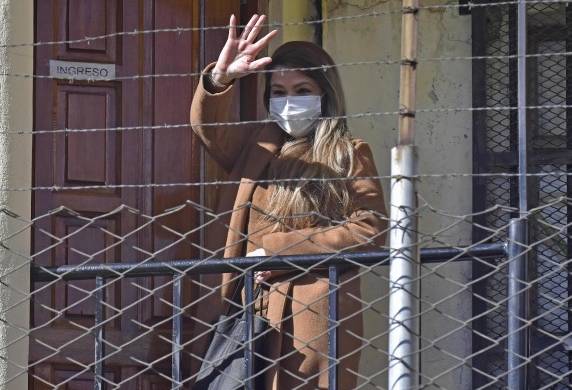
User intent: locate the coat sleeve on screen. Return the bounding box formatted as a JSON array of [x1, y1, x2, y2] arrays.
[[190, 62, 255, 173], [261, 141, 388, 256]]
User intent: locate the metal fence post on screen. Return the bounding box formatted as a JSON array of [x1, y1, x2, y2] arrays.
[[94, 276, 105, 390], [516, 0, 528, 216], [245, 270, 255, 390], [388, 145, 419, 390], [328, 265, 339, 390], [389, 0, 420, 388], [506, 0, 529, 388], [172, 275, 183, 390], [507, 219, 528, 389]]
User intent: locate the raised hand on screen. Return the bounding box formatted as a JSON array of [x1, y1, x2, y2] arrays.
[[211, 14, 278, 86]]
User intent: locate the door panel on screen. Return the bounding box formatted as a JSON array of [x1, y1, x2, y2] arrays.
[[151, 0, 200, 319], [55, 85, 118, 186], [53, 216, 120, 325], [57, 0, 118, 61]]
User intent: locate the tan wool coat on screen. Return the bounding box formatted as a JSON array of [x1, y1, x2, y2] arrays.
[[190, 65, 388, 389]]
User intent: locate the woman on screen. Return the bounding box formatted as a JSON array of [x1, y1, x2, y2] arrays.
[[190, 14, 387, 389]]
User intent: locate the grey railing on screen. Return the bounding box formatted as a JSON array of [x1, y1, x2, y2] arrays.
[[32, 243, 507, 390]]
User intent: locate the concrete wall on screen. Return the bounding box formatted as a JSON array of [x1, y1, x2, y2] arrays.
[[269, 0, 474, 388], [0, 1, 33, 388]]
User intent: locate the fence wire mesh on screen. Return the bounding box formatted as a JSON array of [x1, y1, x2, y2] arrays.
[[473, 2, 571, 389], [4, 187, 569, 389], [0, 1, 570, 389]]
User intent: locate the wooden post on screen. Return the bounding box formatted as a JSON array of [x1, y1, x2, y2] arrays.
[[398, 0, 419, 146]]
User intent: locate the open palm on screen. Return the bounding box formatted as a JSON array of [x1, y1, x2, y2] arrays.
[[212, 14, 278, 85]]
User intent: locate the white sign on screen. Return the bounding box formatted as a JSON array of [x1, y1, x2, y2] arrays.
[[49, 60, 115, 81]]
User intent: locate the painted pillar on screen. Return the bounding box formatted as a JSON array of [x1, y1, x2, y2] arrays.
[[0, 1, 33, 389], [269, 0, 318, 52], [282, 0, 317, 42]]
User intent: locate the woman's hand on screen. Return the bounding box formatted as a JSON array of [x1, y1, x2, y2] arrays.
[[246, 248, 272, 283], [212, 14, 278, 86]]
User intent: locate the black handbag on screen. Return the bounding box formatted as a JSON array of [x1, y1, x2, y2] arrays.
[[194, 281, 269, 390]]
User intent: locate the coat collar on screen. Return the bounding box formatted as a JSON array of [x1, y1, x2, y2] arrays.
[[255, 124, 284, 164], [242, 124, 284, 184]]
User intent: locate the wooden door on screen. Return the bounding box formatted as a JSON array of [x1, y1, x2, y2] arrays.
[[30, 1, 238, 388]]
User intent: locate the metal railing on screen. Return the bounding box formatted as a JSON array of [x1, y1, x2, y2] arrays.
[[31, 243, 507, 390]]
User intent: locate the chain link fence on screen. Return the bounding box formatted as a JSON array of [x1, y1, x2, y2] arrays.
[[473, 2, 571, 388], [0, 1, 570, 389]]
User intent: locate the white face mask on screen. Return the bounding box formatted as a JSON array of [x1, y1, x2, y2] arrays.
[[269, 95, 322, 138]]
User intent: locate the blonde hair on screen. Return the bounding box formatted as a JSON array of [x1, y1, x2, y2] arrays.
[[262, 42, 355, 232]]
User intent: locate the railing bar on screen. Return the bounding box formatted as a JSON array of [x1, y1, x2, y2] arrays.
[[507, 219, 528, 389], [245, 270, 255, 390], [172, 275, 183, 390], [328, 265, 339, 390], [32, 244, 507, 281], [94, 276, 105, 390]]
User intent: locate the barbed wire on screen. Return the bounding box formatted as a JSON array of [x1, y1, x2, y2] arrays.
[[0, 10, 391, 49], [1, 171, 572, 193], [2, 103, 570, 136], [1, 1, 570, 388], [3, 51, 571, 81], [0, 0, 569, 49]]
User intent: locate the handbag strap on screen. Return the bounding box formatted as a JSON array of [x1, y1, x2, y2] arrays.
[[225, 276, 263, 317]]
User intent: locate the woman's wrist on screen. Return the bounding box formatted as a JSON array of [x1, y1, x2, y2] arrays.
[[205, 73, 232, 93], [210, 69, 233, 89]]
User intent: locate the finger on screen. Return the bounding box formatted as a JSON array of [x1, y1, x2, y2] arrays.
[[246, 14, 266, 43], [240, 14, 259, 40], [228, 14, 237, 40], [248, 57, 273, 72], [255, 272, 270, 282], [218, 38, 234, 63], [250, 29, 278, 55]]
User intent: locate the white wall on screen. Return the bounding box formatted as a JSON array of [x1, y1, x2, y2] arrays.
[[325, 1, 473, 388], [322, 3, 399, 387], [0, 1, 33, 388]]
